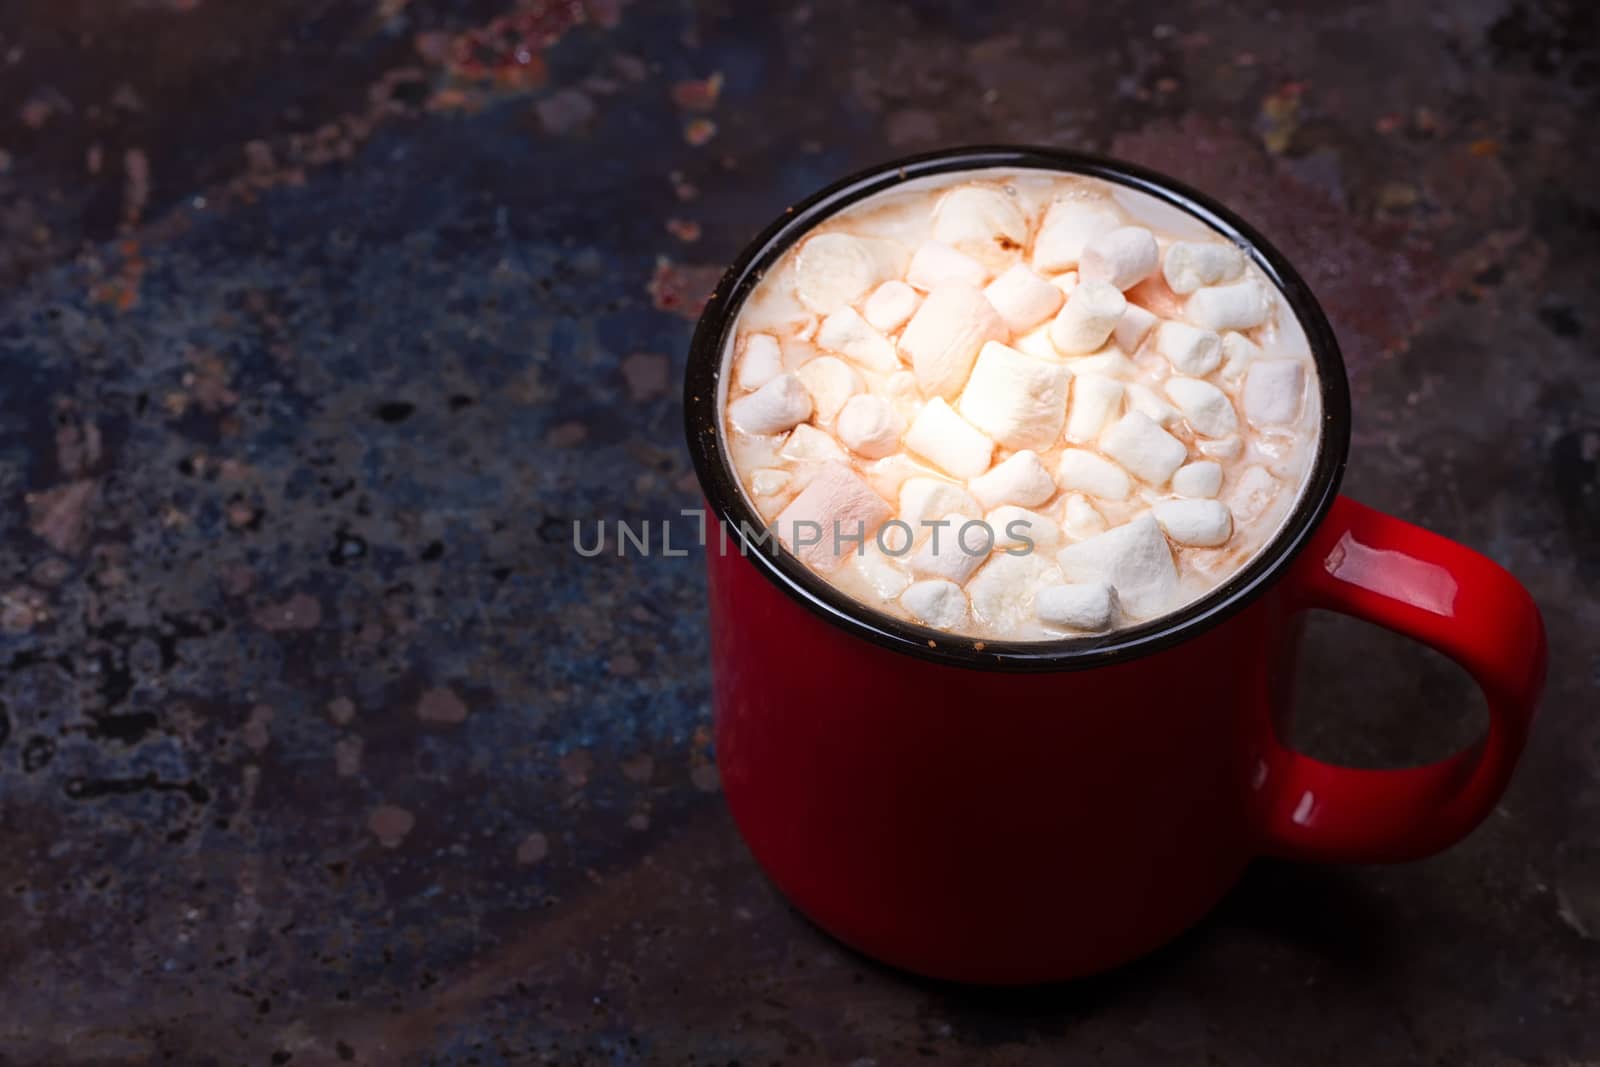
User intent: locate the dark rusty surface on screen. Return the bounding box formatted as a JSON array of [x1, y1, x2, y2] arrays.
[[0, 0, 1595, 1063]]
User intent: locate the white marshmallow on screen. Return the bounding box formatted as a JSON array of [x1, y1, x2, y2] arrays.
[[966, 551, 1065, 632], [901, 579, 970, 630], [1079, 226, 1160, 290], [1154, 321, 1222, 376], [751, 467, 791, 497], [1055, 514, 1178, 620], [957, 342, 1072, 450], [1163, 376, 1239, 438], [1065, 374, 1125, 443], [1197, 435, 1244, 460], [906, 240, 989, 291], [983, 264, 1065, 333], [931, 185, 1029, 271], [1049, 280, 1127, 355], [1113, 303, 1158, 353], [780, 423, 848, 463], [1060, 493, 1109, 540], [774, 462, 892, 572], [862, 280, 921, 334], [1055, 449, 1132, 501], [1162, 241, 1245, 294], [1187, 279, 1270, 331], [861, 452, 944, 505], [987, 505, 1061, 551], [903, 398, 994, 478], [780, 336, 819, 372], [1036, 582, 1115, 632], [1012, 325, 1059, 361], [794, 232, 905, 314], [795, 356, 863, 425], [1152, 499, 1233, 547], [1070, 349, 1138, 379], [1125, 382, 1182, 428], [1099, 411, 1188, 486], [907, 514, 991, 584], [1219, 331, 1261, 385], [898, 476, 981, 531], [816, 306, 900, 372], [1230, 465, 1280, 523], [1242, 360, 1307, 425], [851, 542, 911, 599], [737, 333, 783, 390], [729, 372, 813, 435], [884, 369, 921, 418], [1050, 270, 1079, 297], [898, 284, 1007, 400], [835, 394, 904, 459], [969, 449, 1056, 510], [1033, 200, 1122, 273], [1171, 460, 1223, 498]]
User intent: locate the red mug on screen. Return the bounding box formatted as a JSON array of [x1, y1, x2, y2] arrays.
[[683, 147, 1547, 984]]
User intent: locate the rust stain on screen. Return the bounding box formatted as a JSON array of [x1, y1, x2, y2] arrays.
[[647, 256, 720, 320], [670, 72, 724, 112]]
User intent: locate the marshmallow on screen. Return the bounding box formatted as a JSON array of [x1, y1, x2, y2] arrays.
[[969, 450, 1056, 510], [983, 264, 1065, 333], [1197, 435, 1244, 460], [780, 336, 820, 372], [1163, 376, 1239, 438], [899, 283, 1007, 400], [884, 369, 921, 418], [1060, 493, 1109, 540], [1229, 465, 1280, 523], [1055, 514, 1178, 620], [1055, 449, 1132, 501], [906, 240, 990, 291], [1187, 279, 1270, 331], [780, 422, 848, 463], [1080, 226, 1160, 291], [835, 394, 904, 459], [901, 579, 970, 630], [1051, 270, 1079, 297], [1219, 331, 1261, 385], [1242, 360, 1307, 425], [1124, 382, 1182, 428], [737, 333, 784, 390], [1152, 499, 1233, 547], [1049, 280, 1127, 355], [957, 342, 1072, 450], [1011, 326, 1057, 361], [988, 505, 1061, 551], [1153, 321, 1223, 376], [1099, 411, 1188, 486], [751, 467, 791, 497], [863, 280, 921, 334], [899, 476, 981, 531], [966, 551, 1065, 632], [729, 373, 813, 435], [795, 356, 862, 425], [1036, 582, 1115, 632], [861, 452, 944, 504], [774, 462, 893, 572], [851, 542, 911, 599], [794, 232, 905, 314], [907, 514, 991, 584], [1033, 200, 1122, 273], [1070, 349, 1138, 379], [1162, 241, 1246, 294], [1065, 374, 1125, 443], [1113, 303, 1158, 354], [816, 307, 900, 372], [903, 398, 994, 479], [931, 185, 1029, 271], [1171, 460, 1223, 498]]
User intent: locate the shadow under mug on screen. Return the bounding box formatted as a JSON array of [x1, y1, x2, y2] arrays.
[[683, 146, 1547, 984]]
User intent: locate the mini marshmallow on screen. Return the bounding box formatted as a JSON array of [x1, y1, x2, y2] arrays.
[[969, 450, 1056, 510], [987, 505, 1061, 551], [1055, 449, 1133, 501], [1079, 226, 1160, 291], [1197, 435, 1244, 460], [1163, 376, 1239, 438], [1036, 582, 1115, 632], [931, 185, 1029, 271], [851, 542, 911, 599], [1065, 374, 1125, 443], [1171, 460, 1223, 498], [1049, 280, 1127, 355], [1187, 279, 1271, 331], [899, 283, 1007, 400], [1242, 360, 1307, 425], [780, 423, 848, 463], [835, 394, 904, 459], [903, 398, 994, 479], [1161, 241, 1245, 294], [1219, 331, 1261, 385], [966, 551, 1065, 632], [780, 336, 819, 372], [1070, 349, 1139, 379], [816, 306, 900, 372], [906, 240, 990, 291], [1154, 320, 1222, 376], [774, 461, 893, 572], [898, 476, 981, 531], [729, 372, 813, 435], [861, 452, 944, 504], [1230, 465, 1280, 523], [884, 369, 921, 416], [1113, 303, 1158, 354], [907, 513, 991, 585], [737, 333, 784, 389], [901, 579, 970, 630], [1012, 326, 1059, 361], [1061, 493, 1109, 540], [795, 356, 863, 425], [1055, 514, 1178, 620], [983, 264, 1065, 333], [1099, 411, 1188, 486], [751, 467, 791, 496], [862, 280, 921, 334], [957, 342, 1072, 450], [1033, 200, 1123, 273], [1153, 499, 1233, 547], [1125, 382, 1182, 428], [794, 232, 905, 314], [1051, 270, 1080, 296]]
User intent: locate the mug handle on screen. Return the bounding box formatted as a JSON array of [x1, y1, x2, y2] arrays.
[[1251, 496, 1547, 863]]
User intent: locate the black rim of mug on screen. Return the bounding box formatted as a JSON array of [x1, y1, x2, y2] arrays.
[[683, 145, 1351, 672]]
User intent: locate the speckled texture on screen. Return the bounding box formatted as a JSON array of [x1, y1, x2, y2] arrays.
[[0, 1, 1594, 1063]]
